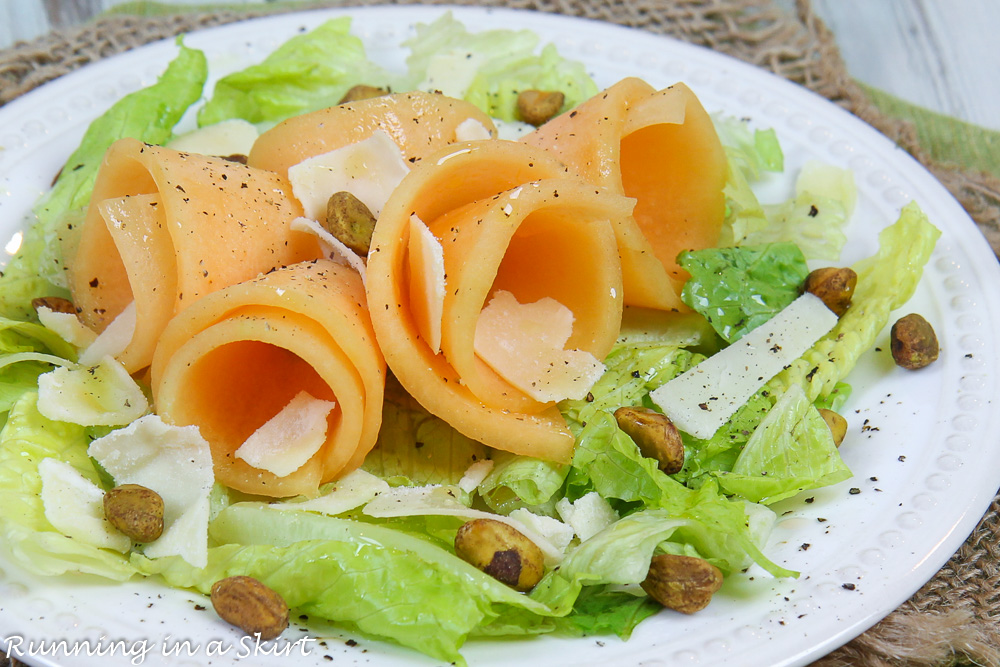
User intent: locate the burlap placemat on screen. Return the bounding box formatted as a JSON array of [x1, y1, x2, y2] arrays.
[[0, 1, 997, 666]]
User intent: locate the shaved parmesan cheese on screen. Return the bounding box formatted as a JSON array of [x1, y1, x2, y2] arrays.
[[408, 214, 447, 354], [36, 306, 97, 349], [166, 118, 259, 158], [39, 458, 130, 553], [235, 391, 335, 478], [78, 301, 135, 366], [454, 118, 493, 141], [458, 459, 494, 494], [363, 485, 564, 564], [555, 492, 619, 542], [88, 414, 213, 568], [288, 130, 409, 220], [272, 469, 389, 516], [509, 508, 574, 553], [291, 217, 367, 282], [474, 290, 605, 402], [36, 355, 147, 426], [650, 293, 839, 439]]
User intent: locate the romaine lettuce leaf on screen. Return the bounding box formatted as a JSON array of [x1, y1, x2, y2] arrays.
[[197, 18, 400, 127], [713, 385, 852, 503], [561, 342, 700, 434], [712, 114, 784, 179], [674, 388, 773, 486], [0, 393, 135, 580], [362, 380, 487, 486], [678, 243, 810, 342], [713, 114, 781, 246], [136, 502, 568, 665], [718, 153, 770, 246], [477, 450, 567, 515], [743, 161, 857, 261], [404, 13, 596, 121], [770, 201, 940, 400], [563, 412, 789, 578]]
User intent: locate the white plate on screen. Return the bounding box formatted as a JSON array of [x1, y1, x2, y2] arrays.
[[0, 6, 998, 667]]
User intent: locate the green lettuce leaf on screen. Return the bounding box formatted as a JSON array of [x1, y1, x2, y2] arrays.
[[678, 243, 810, 342], [560, 342, 700, 434], [197, 18, 399, 127], [362, 380, 487, 486], [530, 500, 787, 615], [673, 388, 773, 487], [712, 114, 784, 178], [713, 385, 852, 504], [477, 450, 567, 515], [713, 114, 781, 246], [404, 13, 596, 121], [0, 315, 80, 415], [743, 161, 857, 261], [135, 502, 566, 665], [0, 393, 135, 580], [770, 201, 941, 401], [563, 412, 789, 578]]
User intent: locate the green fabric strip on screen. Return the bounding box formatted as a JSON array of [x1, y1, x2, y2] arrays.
[[860, 82, 1000, 180]]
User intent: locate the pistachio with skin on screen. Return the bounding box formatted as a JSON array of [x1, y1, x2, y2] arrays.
[[890, 313, 939, 370], [641, 554, 724, 614], [210, 575, 289, 641], [454, 518, 544, 592], [613, 406, 685, 474], [324, 191, 377, 256], [32, 296, 77, 315], [802, 267, 857, 317], [103, 484, 164, 543], [338, 84, 389, 105], [818, 408, 848, 447], [516, 90, 565, 126]]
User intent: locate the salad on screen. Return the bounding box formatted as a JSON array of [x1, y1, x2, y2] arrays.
[[0, 11, 943, 666]]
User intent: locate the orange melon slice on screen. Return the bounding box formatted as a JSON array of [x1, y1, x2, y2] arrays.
[[248, 92, 497, 177], [366, 140, 630, 463], [69, 137, 320, 372], [151, 259, 385, 498], [522, 78, 727, 310]]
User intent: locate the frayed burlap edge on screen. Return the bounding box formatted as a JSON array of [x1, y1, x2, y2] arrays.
[[0, 2, 998, 666]]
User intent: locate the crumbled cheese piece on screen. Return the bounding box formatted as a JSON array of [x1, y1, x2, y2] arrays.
[[650, 293, 838, 439], [88, 415, 213, 568], [38, 458, 130, 553], [458, 459, 494, 494], [474, 290, 604, 402], [272, 469, 389, 516], [291, 217, 367, 282], [364, 485, 564, 564], [555, 492, 619, 542], [454, 118, 493, 141], [493, 119, 534, 140], [36, 306, 97, 349], [288, 130, 409, 221], [78, 301, 135, 366], [408, 214, 447, 354], [235, 391, 335, 477], [36, 355, 148, 426], [166, 119, 259, 158], [509, 508, 574, 553]]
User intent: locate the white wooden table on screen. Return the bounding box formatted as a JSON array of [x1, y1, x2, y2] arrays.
[[1, 1, 998, 132]]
